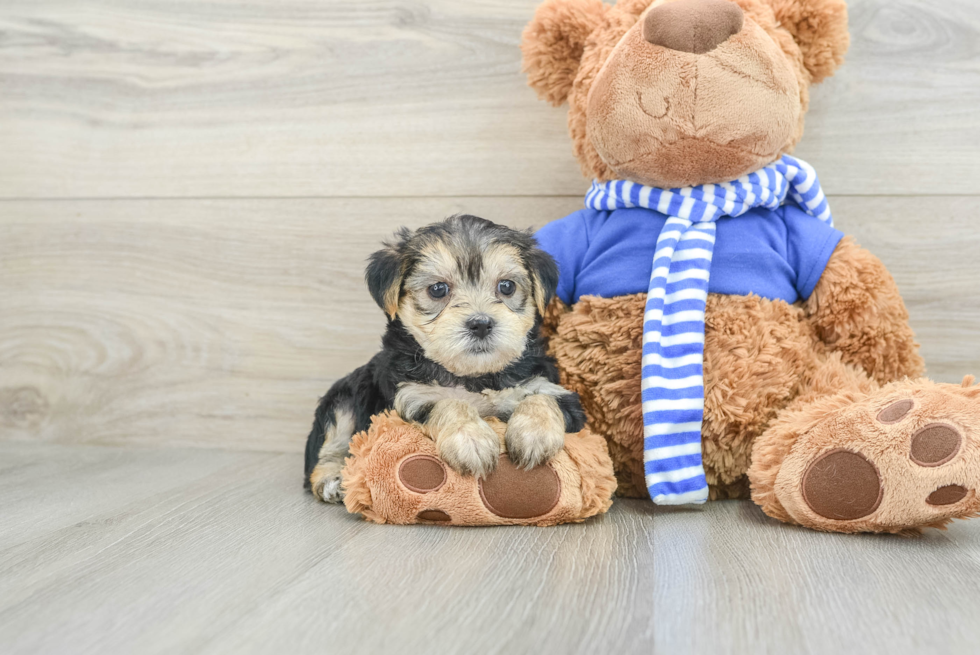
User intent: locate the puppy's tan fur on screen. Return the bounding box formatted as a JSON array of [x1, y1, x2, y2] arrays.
[[505, 394, 568, 470], [310, 408, 356, 502], [394, 376, 576, 474], [425, 398, 502, 477], [395, 377, 573, 422]]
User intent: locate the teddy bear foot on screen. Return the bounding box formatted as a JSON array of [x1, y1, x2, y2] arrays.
[[750, 377, 980, 534], [341, 411, 617, 526]]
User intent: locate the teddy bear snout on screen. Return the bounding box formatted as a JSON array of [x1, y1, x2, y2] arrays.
[[643, 0, 744, 55]]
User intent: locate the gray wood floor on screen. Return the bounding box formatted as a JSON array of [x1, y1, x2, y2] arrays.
[[3, 0, 980, 653], [3, 442, 979, 654], [0, 442, 654, 655]]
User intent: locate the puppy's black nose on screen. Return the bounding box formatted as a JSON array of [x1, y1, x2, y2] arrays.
[[466, 316, 494, 340]]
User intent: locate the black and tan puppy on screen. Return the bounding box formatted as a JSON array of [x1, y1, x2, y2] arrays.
[[304, 214, 586, 503]]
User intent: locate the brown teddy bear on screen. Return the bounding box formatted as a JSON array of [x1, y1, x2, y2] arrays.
[[522, 0, 980, 534], [340, 0, 980, 534]]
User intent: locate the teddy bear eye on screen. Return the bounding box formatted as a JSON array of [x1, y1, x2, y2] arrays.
[[497, 280, 516, 296], [427, 282, 449, 299]]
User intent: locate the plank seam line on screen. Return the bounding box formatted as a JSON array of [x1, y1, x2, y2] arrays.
[[1, 194, 979, 202]]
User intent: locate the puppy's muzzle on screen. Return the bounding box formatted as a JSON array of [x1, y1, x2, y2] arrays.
[[465, 315, 494, 340]]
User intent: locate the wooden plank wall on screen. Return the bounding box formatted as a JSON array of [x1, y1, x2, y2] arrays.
[[2, 0, 979, 452]]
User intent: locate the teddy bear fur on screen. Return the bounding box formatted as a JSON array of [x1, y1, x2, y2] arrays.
[[336, 0, 980, 533], [525, 0, 980, 533]]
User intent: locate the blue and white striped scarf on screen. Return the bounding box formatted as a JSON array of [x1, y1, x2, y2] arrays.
[[585, 155, 833, 505]]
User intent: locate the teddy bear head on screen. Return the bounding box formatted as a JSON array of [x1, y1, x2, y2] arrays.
[[522, 0, 849, 188]]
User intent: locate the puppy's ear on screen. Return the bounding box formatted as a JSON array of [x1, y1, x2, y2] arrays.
[[766, 0, 849, 84], [521, 0, 608, 106], [526, 246, 560, 316], [365, 229, 410, 318]]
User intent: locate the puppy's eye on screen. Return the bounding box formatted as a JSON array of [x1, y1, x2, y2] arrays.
[[497, 280, 516, 296], [427, 282, 449, 299]]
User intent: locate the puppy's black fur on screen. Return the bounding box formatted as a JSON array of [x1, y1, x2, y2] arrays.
[[304, 215, 585, 488]]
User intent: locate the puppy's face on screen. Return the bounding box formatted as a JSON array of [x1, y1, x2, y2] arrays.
[[399, 240, 535, 377], [366, 215, 558, 377]]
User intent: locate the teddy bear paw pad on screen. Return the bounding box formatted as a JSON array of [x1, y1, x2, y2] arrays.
[[478, 455, 561, 519], [770, 381, 980, 533], [802, 449, 882, 521]]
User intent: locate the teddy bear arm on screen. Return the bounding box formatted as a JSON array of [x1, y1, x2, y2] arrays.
[[802, 236, 924, 385]]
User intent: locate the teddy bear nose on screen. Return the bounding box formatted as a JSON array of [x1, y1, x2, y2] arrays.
[[643, 0, 744, 54]]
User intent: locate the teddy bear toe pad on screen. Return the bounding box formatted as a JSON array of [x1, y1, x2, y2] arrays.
[[398, 455, 447, 493], [772, 381, 980, 533], [909, 424, 962, 467], [927, 485, 969, 506], [876, 399, 913, 424], [416, 509, 452, 522]]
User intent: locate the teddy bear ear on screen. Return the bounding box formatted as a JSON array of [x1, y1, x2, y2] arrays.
[[521, 0, 609, 106], [767, 0, 850, 84]]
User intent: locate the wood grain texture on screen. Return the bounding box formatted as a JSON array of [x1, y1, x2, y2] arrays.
[[0, 443, 653, 655], [1, 0, 978, 198], [0, 196, 581, 451], [653, 500, 980, 654], [4, 442, 980, 655], [2, 195, 979, 452]]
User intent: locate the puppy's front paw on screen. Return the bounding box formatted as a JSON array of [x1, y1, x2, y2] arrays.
[[310, 462, 346, 504], [505, 395, 566, 470], [437, 419, 499, 478]]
